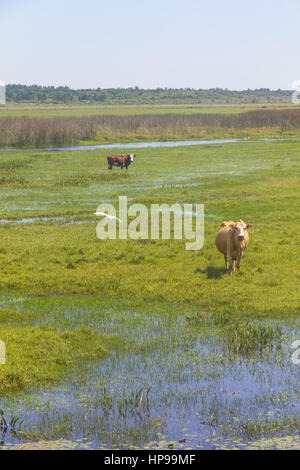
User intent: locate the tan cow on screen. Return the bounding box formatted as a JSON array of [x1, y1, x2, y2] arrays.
[[215, 220, 253, 275]]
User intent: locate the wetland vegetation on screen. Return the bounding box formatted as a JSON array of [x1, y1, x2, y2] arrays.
[[1, 107, 300, 149], [0, 136, 299, 449]]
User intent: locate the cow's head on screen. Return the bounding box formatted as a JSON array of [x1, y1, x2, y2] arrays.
[[229, 220, 252, 241], [128, 154, 135, 163]]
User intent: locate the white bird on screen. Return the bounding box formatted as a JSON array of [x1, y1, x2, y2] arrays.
[[93, 211, 122, 223]]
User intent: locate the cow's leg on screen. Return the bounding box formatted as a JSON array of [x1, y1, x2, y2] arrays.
[[236, 250, 243, 270], [226, 237, 233, 274], [229, 256, 235, 275], [224, 254, 228, 270]]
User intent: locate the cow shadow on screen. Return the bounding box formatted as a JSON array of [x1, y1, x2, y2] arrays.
[[205, 265, 227, 279]]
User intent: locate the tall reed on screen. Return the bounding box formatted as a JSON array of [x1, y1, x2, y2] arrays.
[[1, 109, 300, 147]]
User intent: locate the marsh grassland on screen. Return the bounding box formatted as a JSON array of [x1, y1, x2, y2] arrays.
[[0, 138, 299, 449], [1, 106, 300, 148], [0, 103, 294, 118]]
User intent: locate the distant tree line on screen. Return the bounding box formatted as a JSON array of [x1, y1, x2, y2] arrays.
[[1, 109, 300, 148], [5, 84, 293, 105]]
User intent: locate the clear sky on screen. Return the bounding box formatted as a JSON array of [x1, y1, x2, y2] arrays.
[[0, 0, 299, 90]]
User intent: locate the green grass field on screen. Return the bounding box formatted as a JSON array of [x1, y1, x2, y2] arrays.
[[0, 138, 299, 449], [0, 103, 297, 118], [0, 140, 300, 315]]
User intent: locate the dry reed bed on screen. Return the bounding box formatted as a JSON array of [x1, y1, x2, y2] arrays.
[[1, 108, 300, 147]]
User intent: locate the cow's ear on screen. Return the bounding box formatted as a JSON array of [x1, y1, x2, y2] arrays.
[[229, 222, 235, 228], [246, 223, 253, 229]]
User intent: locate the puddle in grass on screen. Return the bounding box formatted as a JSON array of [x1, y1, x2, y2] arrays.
[[0, 136, 297, 153], [0, 296, 299, 450], [0, 217, 95, 225], [0, 138, 242, 153], [0, 210, 216, 225], [0, 216, 66, 224]]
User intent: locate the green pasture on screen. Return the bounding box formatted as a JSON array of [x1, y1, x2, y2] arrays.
[[0, 141, 299, 316], [0, 140, 299, 449], [0, 103, 296, 118]]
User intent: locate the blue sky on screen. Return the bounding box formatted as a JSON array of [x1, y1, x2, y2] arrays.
[[0, 0, 299, 89]]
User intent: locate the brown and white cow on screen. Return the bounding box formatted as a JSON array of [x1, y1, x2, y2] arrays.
[[107, 154, 135, 170], [215, 220, 253, 275]]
